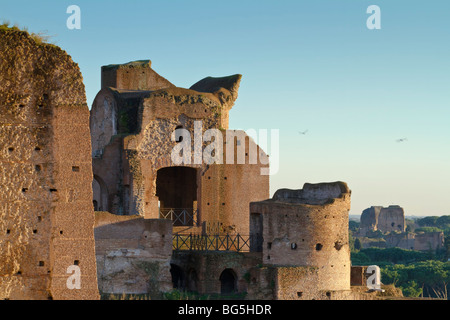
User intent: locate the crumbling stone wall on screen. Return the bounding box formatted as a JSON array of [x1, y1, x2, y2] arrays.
[[249, 182, 352, 293], [360, 205, 405, 236], [414, 231, 444, 251], [94, 212, 172, 297], [171, 251, 261, 296], [0, 28, 99, 300], [90, 61, 269, 234]]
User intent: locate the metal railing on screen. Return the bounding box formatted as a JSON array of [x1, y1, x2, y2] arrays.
[[173, 233, 260, 252], [159, 208, 198, 226]]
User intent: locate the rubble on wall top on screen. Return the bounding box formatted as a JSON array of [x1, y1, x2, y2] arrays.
[[271, 181, 350, 205]]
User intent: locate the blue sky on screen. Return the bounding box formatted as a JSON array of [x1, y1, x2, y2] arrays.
[[2, 0, 449, 216]]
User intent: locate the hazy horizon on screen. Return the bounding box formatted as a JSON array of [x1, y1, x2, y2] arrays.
[[2, 0, 449, 217]]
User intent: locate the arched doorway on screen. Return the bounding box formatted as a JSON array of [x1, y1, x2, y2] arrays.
[[156, 167, 198, 226], [170, 264, 185, 290], [186, 268, 198, 293], [93, 175, 108, 212], [220, 269, 237, 295]]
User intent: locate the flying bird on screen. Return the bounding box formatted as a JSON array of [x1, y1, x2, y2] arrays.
[[396, 138, 408, 143], [298, 130, 309, 135]]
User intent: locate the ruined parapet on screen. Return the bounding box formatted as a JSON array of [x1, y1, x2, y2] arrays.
[[250, 182, 351, 293], [360, 205, 405, 236], [101, 60, 174, 91], [0, 28, 99, 300]]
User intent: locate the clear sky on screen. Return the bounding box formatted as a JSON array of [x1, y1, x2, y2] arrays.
[[2, 0, 449, 216]]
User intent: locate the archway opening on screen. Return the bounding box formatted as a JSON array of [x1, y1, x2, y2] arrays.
[[170, 264, 185, 290], [93, 175, 108, 212], [156, 167, 198, 226], [186, 268, 198, 293], [220, 269, 236, 295]]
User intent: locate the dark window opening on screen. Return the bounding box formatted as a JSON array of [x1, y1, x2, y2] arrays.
[[35, 165, 41, 172], [291, 243, 298, 250], [39, 261, 45, 267], [74, 260, 79, 266], [316, 243, 323, 251], [220, 269, 237, 295], [186, 269, 198, 293], [156, 167, 198, 226], [391, 222, 395, 227], [50, 189, 57, 193], [267, 242, 272, 250], [297, 292, 303, 298], [170, 264, 185, 290], [72, 166, 80, 172], [22, 188, 28, 193]]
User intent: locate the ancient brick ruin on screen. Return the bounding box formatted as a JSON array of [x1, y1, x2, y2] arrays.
[[248, 182, 352, 299], [0, 28, 401, 300], [359, 205, 406, 236], [358, 205, 444, 251], [90, 60, 270, 235], [0, 28, 99, 300]]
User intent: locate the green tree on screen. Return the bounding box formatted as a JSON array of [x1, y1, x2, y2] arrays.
[[415, 227, 443, 233], [354, 238, 362, 251], [410, 260, 449, 299], [436, 216, 450, 230], [417, 216, 439, 227], [400, 281, 423, 298]]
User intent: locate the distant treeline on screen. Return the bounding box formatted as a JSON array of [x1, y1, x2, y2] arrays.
[[413, 215, 450, 234], [349, 215, 450, 299]]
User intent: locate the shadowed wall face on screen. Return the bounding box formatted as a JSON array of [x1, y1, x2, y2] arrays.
[[0, 28, 99, 300]]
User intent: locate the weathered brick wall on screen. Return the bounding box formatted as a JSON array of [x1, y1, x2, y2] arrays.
[[90, 63, 270, 235], [377, 206, 405, 233], [0, 28, 99, 300], [414, 231, 444, 251], [250, 182, 351, 292], [94, 212, 173, 297], [360, 205, 405, 236], [171, 251, 261, 295]]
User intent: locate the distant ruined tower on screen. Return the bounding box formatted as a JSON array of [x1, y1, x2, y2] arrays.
[[0, 28, 99, 300], [359, 205, 405, 236]]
